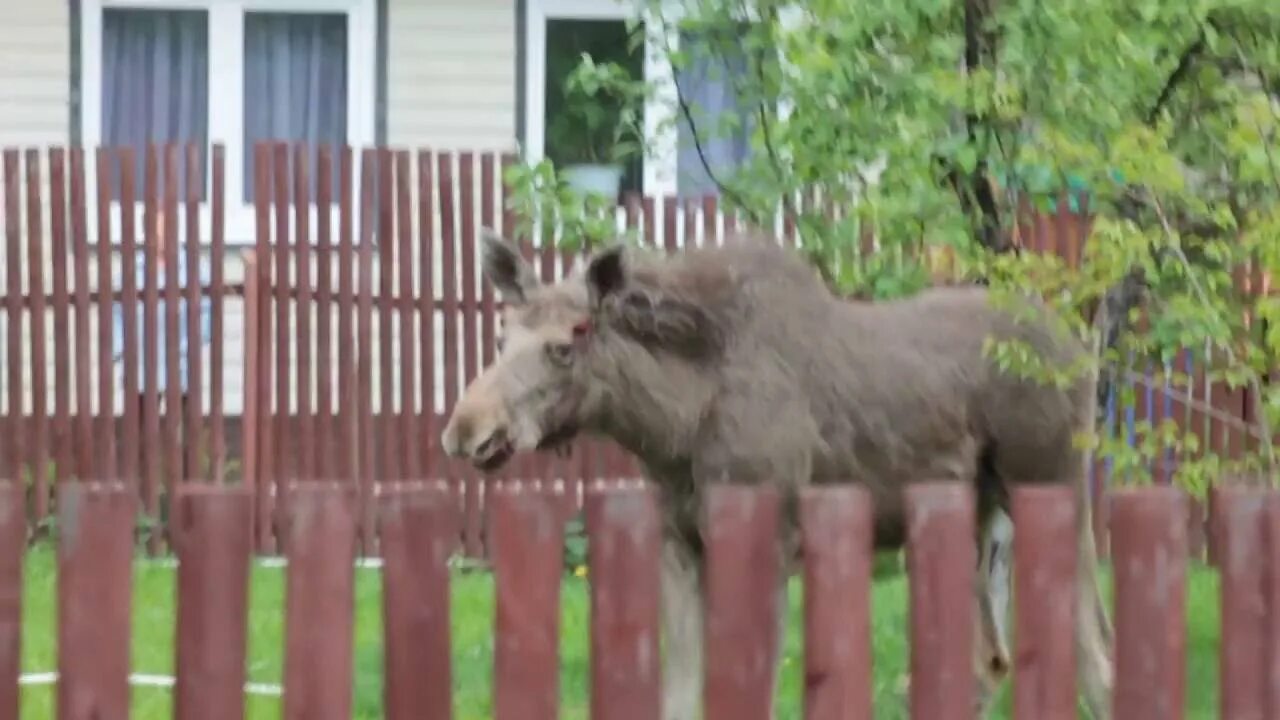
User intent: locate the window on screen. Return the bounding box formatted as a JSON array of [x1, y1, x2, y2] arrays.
[[524, 0, 760, 198], [82, 0, 375, 242], [673, 27, 755, 198]]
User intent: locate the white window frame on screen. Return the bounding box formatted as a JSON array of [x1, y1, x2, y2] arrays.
[[524, 0, 681, 197], [81, 0, 377, 245]]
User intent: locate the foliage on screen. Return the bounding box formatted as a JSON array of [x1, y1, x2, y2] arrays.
[[506, 0, 1280, 492], [546, 55, 649, 167]]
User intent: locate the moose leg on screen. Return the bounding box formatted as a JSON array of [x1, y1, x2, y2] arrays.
[[974, 508, 1013, 716], [1075, 492, 1113, 720], [661, 532, 704, 720]]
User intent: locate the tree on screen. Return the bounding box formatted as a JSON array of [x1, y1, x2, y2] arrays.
[[509, 0, 1280, 492]]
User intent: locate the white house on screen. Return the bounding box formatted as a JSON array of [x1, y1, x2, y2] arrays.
[[0, 0, 755, 419]]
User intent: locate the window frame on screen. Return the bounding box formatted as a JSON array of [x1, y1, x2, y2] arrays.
[[81, 0, 377, 245]]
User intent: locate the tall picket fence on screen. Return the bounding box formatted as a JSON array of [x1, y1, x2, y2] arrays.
[[1, 479, 1278, 717], [0, 141, 1268, 558]]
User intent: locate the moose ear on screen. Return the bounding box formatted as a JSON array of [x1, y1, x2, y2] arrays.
[[585, 243, 627, 308], [480, 228, 539, 304]]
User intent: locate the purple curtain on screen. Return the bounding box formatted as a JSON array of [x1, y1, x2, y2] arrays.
[[101, 8, 209, 200], [674, 29, 753, 198], [242, 12, 348, 202]]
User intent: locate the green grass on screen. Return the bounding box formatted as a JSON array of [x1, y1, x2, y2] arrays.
[[17, 547, 1222, 719]]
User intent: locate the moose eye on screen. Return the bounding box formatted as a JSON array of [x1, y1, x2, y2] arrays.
[[545, 341, 574, 367]]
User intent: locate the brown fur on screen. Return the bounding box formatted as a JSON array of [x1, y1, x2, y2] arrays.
[[442, 228, 1113, 719]]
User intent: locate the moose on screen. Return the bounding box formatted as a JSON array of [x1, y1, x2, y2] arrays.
[[441, 228, 1114, 719]]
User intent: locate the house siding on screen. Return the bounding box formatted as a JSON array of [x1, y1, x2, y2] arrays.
[[386, 0, 518, 151], [0, 1, 70, 148]]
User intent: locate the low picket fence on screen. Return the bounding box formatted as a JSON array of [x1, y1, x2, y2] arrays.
[[0, 478, 1276, 718]]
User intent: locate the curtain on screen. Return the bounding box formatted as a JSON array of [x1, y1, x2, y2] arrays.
[[101, 8, 209, 200], [243, 12, 348, 202], [674, 29, 754, 198]]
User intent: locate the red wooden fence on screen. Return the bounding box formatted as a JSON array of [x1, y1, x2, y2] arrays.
[[0, 141, 1270, 558], [1, 478, 1277, 716]]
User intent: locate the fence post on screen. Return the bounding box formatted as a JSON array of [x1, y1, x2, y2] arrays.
[[0, 481, 23, 720], [1011, 485, 1078, 719], [57, 481, 134, 720], [905, 481, 974, 720], [380, 482, 456, 720], [1110, 485, 1187, 720], [491, 483, 564, 720], [586, 484, 661, 720], [1217, 485, 1269, 719], [800, 484, 873, 720], [1265, 494, 1280, 717], [173, 485, 253, 720], [704, 484, 781, 720], [282, 481, 358, 720]]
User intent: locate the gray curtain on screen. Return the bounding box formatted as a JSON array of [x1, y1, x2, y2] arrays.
[[674, 30, 753, 198], [243, 12, 348, 202], [101, 8, 209, 200]]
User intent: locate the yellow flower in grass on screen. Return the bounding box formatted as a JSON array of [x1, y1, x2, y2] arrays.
[[574, 565, 588, 578]]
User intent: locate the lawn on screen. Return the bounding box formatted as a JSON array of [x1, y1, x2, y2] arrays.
[[17, 546, 1222, 719]]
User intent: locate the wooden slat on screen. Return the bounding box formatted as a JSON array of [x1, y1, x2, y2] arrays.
[[377, 148, 397, 482], [184, 144, 205, 481], [142, 145, 162, 552], [1011, 485, 1078, 718], [1111, 486, 1187, 720], [295, 144, 315, 481], [49, 148, 73, 485], [336, 147, 357, 486], [273, 142, 293, 543], [240, 250, 261, 546], [416, 150, 437, 478], [702, 196, 717, 247], [282, 482, 358, 720], [585, 484, 661, 720], [800, 485, 873, 720], [315, 146, 335, 477], [209, 144, 226, 481], [356, 149, 377, 553], [704, 484, 781, 720], [1265, 494, 1280, 715], [380, 483, 456, 720], [4, 151, 24, 482], [25, 149, 49, 522], [69, 148, 95, 480], [57, 482, 133, 720], [1216, 486, 1269, 719], [395, 150, 417, 479], [480, 153, 496, 369], [174, 486, 252, 720], [458, 152, 482, 555], [118, 148, 141, 503], [163, 145, 183, 502], [491, 485, 564, 720], [251, 143, 276, 552], [0, 481, 24, 719], [905, 482, 975, 719]]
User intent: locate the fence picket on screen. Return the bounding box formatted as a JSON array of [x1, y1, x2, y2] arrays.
[[174, 486, 252, 720], [25, 150, 49, 522], [282, 482, 358, 720], [142, 145, 162, 552], [395, 149, 417, 479], [209, 144, 226, 481], [356, 149, 377, 554], [56, 482, 133, 720], [273, 143, 293, 522], [586, 484, 661, 720], [1217, 486, 1269, 719], [184, 143, 205, 482], [94, 148, 117, 480], [704, 484, 781, 720], [1111, 486, 1187, 720], [800, 485, 873, 720], [905, 482, 975, 720], [1011, 485, 1078, 719], [119, 148, 142, 512], [49, 148, 72, 485], [295, 145, 315, 482], [416, 150, 437, 480], [163, 145, 183, 507], [377, 147, 397, 483], [4, 152, 23, 484], [491, 485, 563, 720], [380, 483, 456, 720], [69, 148, 93, 480], [316, 146, 335, 479], [251, 143, 277, 553], [0, 481, 23, 720]]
